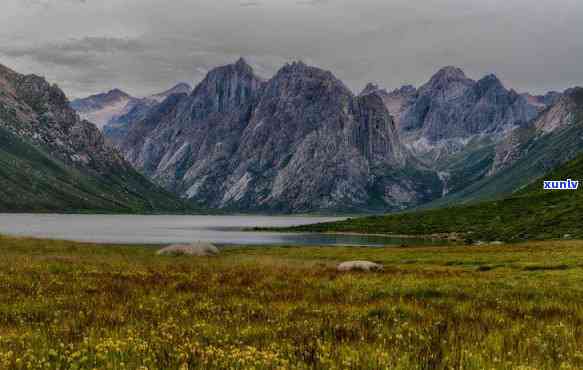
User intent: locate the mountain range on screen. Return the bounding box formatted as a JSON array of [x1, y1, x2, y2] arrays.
[[0, 62, 191, 213], [114, 59, 445, 212], [0, 56, 579, 214], [70, 58, 580, 213]]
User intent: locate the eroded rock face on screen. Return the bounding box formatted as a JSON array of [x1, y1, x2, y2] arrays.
[[117, 59, 438, 212]]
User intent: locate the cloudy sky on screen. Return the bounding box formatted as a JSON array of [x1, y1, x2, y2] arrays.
[[1, 0, 581, 98]]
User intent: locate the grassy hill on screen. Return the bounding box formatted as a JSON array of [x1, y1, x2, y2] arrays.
[[283, 151, 583, 241], [0, 126, 191, 213]]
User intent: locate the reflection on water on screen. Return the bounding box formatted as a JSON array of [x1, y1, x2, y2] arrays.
[[0, 214, 449, 247]]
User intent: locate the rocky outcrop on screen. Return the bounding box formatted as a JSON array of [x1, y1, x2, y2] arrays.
[[118, 59, 440, 212]]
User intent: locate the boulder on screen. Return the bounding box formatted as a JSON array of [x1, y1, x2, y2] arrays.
[[337, 261, 384, 272], [157, 242, 220, 256]]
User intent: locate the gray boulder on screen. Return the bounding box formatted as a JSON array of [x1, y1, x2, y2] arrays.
[[157, 242, 220, 256], [337, 261, 384, 272]]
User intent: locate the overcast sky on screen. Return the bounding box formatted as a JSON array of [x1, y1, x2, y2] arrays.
[[1, 0, 581, 98]]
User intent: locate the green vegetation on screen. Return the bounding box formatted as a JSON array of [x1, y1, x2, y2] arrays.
[[1, 235, 583, 369], [0, 126, 191, 213], [428, 118, 583, 209], [427, 91, 583, 208], [286, 150, 583, 241]]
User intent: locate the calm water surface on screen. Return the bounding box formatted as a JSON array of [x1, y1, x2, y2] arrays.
[[0, 214, 444, 247]]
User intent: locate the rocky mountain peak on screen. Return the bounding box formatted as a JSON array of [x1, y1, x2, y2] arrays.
[[360, 83, 390, 97], [200, 58, 259, 85], [149, 82, 191, 102], [170, 82, 191, 92], [418, 66, 474, 102], [0, 63, 18, 90], [271, 61, 351, 100], [234, 57, 253, 73], [427, 66, 469, 86], [106, 88, 131, 99], [391, 85, 417, 96], [475, 74, 504, 92], [278, 60, 322, 76], [565, 87, 583, 105], [15, 74, 72, 118], [188, 59, 263, 118]]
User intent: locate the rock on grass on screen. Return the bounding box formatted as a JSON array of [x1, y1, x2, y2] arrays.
[[337, 261, 383, 272], [157, 243, 220, 257]]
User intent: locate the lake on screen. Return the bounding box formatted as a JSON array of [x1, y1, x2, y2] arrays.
[[0, 214, 444, 247]]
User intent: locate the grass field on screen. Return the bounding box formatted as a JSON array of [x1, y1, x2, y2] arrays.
[[1, 235, 583, 369]]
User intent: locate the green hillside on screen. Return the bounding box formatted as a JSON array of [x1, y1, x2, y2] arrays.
[[426, 120, 583, 209], [0, 126, 191, 213], [284, 151, 583, 241], [422, 88, 583, 209]]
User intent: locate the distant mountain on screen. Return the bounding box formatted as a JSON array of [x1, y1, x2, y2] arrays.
[[149, 82, 192, 102], [70, 83, 191, 130], [377, 67, 546, 161], [0, 62, 191, 213], [70, 88, 135, 130], [116, 59, 442, 213]]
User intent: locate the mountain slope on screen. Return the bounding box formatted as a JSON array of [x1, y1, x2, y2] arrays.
[[423, 87, 583, 207], [0, 62, 190, 213], [286, 146, 583, 241]]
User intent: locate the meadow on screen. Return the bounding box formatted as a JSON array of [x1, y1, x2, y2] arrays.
[[1, 235, 583, 369]]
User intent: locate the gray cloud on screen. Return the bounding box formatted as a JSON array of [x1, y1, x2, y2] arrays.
[[1, 0, 582, 98], [239, 1, 262, 7], [296, 0, 330, 5], [22, 0, 87, 8]]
